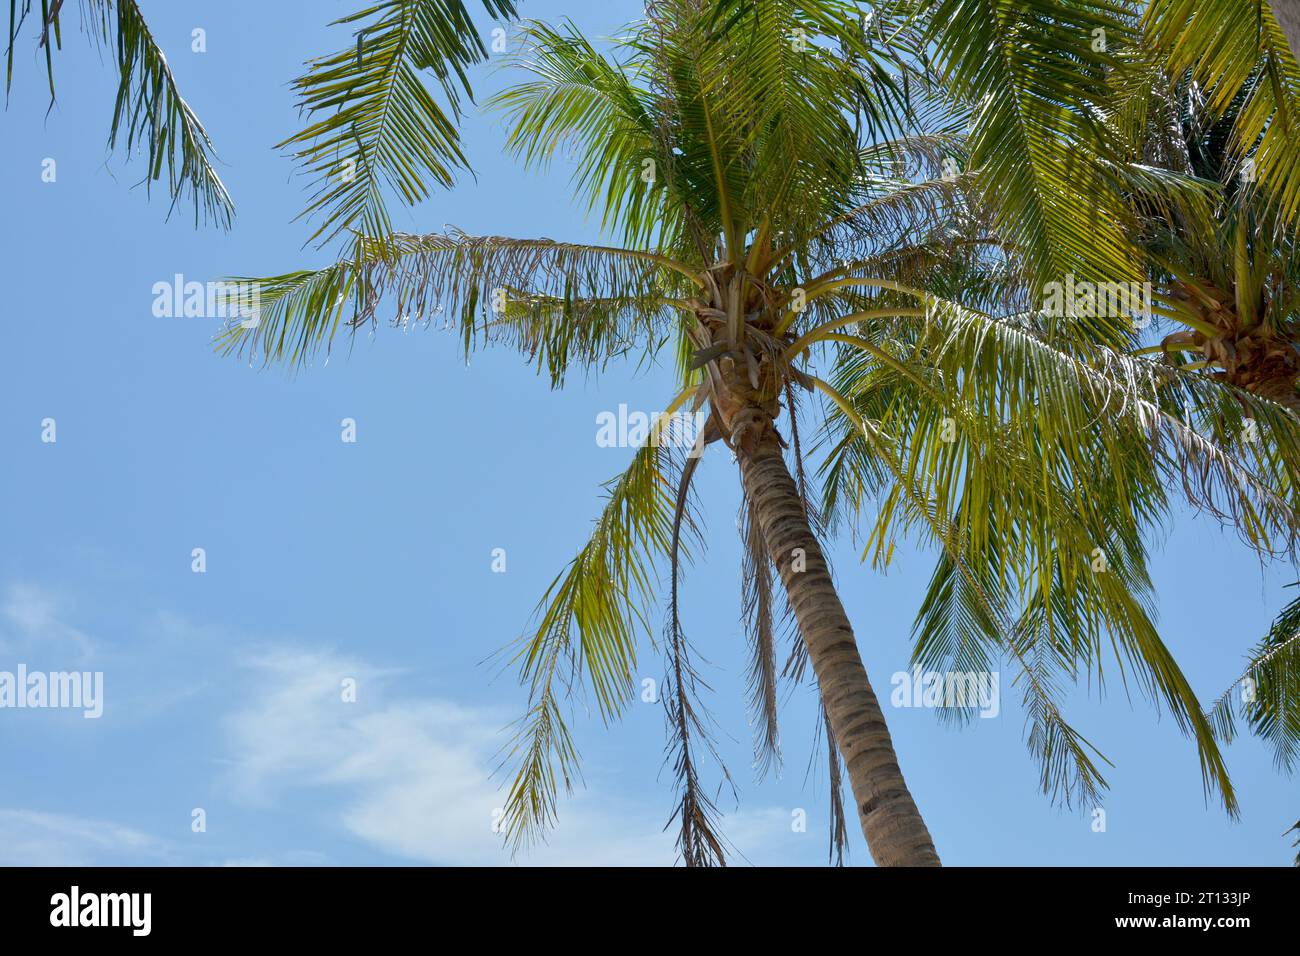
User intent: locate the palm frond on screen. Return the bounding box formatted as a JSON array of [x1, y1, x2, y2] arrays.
[[921, 0, 1145, 287], [7, 0, 233, 225], [1207, 587, 1300, 771], [491, 18, 672, 253], [740, 498, 782, 777], [498, 433, 691, 851], [663, 449, 733, 866], [820, 401, 1117, 807], [821, 704, 849, 866], [279, 0, 516, 245], [814, 295, 1266, 811], [1146, 0, 1300, 222], [221, 232, 696, 380]]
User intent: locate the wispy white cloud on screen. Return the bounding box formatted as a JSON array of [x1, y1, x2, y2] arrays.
[[0, 809, 165, 866], [0, 586, 804, 866], [223, 647, 690, 865], [0, 583, 97, 662]]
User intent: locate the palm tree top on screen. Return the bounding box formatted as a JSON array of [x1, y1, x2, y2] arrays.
[[222, 0, 1300, 863]]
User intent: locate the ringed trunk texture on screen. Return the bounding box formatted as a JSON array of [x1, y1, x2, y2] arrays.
[[738, 428, 941, 866]]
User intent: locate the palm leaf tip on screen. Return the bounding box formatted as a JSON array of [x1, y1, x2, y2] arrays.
[[7, 0, 234, 226]]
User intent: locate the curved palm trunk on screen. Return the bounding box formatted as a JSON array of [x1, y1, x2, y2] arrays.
[[738, 427, 941, 866]]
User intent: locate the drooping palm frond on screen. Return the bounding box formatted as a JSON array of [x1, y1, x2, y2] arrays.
[[498, 419, 700, 851], [740, 497, 782, 777], [810, 291, 1300, 812], [821, 706, 849, 866], [1207, 586, 1300, 771], [6, 0, 233, 225], [661, 597, 732, 866], [4, 0, 56, 100], [819, 382, 1119, 807], [663, 450, 734, 866], [813, 295, 1300, 556], [1146, 0, 1300, 223], [917, 0, 1146, 288], [279, 0, 516, 246], [220, 232, 697, 381]]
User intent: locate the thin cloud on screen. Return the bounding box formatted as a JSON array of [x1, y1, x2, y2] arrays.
[[0, 809, 165, 866], [223, 646, 686, 865], [0, 583, 97, 662]]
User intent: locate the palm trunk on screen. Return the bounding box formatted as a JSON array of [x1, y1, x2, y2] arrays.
[[1270, 1, 1300, 64], [737, 427, 941, 866]]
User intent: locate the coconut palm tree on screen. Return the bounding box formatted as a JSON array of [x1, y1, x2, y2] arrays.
[[1121, 71, 1300, 412], [1118, 73, 1300, 816], [902, 0, 1300, 286], [905, 0, 1300, 847], [1146, 0, 1300, 184], [222, 0, 1300, 866]]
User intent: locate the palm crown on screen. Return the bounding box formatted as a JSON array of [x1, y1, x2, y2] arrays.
[[219, 0, 1300, 865], [9, 0, 1300, 867]]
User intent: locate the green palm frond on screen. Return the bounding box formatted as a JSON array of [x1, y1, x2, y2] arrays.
[[221, 232, 696, 380], [498, 433, 694, 851], [498, 1, 919, 260], [794, 173, 983, 280], [7, 0, 233, 225], [490, 19, 670, 252], [279, 0, 516, 245], [920, 0, 1145, 288], [1207, 587, 1300, 770], [819, 373, 1120, 806], [812, 295, 1294, 811], [1146, 0, 1300, 222]]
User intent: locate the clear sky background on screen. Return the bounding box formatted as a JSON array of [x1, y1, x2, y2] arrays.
[[0, 0, 1295, 866]]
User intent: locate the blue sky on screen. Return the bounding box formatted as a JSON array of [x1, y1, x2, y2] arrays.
[[0, 0, 1295, 866]]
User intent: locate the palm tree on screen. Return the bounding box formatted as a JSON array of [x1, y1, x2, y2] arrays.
[[914, 0, 1300, 845], [923, 0, 1300, 867], [910, 0, 1300, 290], [223, 0, 1300, 866], [1124, 73, 1300, 413], [235, 0, 944, 867], [836, 0, 1300, 421]]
